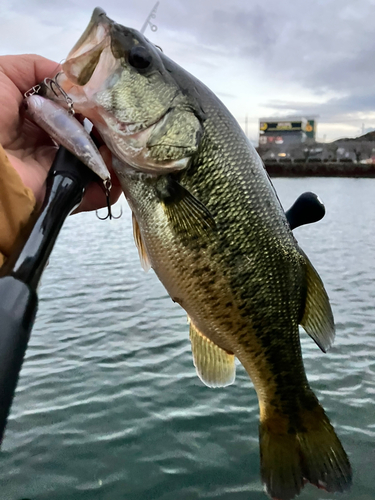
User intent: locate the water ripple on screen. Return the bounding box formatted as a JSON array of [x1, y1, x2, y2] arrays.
[[1, 182, 375, 499]]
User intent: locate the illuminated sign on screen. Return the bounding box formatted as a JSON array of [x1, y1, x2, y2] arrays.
[[259, 136, 285, 145], [305, 120, 316, 139], [259, 121, 305, 133]]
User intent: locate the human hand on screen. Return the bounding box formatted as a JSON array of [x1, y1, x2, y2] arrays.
[[0, 54, 122, 211]]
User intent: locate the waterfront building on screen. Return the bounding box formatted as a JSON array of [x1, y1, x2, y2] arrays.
[[258, 116, 317, 148]]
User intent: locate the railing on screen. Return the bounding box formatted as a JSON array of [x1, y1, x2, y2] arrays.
[[263, 159, 375, 177]]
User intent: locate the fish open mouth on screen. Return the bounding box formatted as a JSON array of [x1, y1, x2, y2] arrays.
[[41, 8, 197, 174], [46, 8, 161, 139], [61, 8, 112, 87], [38, 10, 118, 152], [50, 8, 116, 106]]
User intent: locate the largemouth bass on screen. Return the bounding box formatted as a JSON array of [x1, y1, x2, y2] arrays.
[[45, 9, 352, 499]]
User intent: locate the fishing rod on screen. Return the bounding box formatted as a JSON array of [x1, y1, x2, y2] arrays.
[[0, 146, 97, 443], [140, 1, 160, 34]]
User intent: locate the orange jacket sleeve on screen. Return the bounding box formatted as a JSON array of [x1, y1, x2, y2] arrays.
[[0, 145, 36, 267]]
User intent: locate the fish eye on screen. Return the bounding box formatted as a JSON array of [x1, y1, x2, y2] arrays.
[[128, 46, 152, 69]]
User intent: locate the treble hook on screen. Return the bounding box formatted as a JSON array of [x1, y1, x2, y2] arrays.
[[96, 179, 122, 220], [44, 76, 75, 115], [96, 198, 123, 220]]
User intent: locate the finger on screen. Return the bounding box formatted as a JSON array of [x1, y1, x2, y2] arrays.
[[0, 54, 61, 95]]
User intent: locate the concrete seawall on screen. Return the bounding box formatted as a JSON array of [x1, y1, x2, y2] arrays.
[[265, 161, 375, 177]]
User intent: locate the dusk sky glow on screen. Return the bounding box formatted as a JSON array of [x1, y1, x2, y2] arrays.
[[2, 0, 375, 144]]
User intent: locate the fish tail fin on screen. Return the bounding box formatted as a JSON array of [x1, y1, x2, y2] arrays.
[[259, 403, 352, 500]]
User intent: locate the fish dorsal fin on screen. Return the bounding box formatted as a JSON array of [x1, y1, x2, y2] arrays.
[[300, 252, 335, 352], [189, 318, 235, 388], [158, 178, 216, 236], [132, 212, 151, 272]]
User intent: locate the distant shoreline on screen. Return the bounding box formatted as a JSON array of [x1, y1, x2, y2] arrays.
[[265, 161, 375, 177]]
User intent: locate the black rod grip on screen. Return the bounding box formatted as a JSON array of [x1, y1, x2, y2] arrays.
[[0, 146, 97, 443], [0, 277, 37, 443]]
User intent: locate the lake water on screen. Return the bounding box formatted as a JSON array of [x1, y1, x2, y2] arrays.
[[1, 177, 375, 500]]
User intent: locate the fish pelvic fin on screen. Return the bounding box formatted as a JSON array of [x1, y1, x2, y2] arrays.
[[259, 403, 352, 500], [189, 319, 235, 388], [300, 251, 335, 352], [132, 212, 151, 272]]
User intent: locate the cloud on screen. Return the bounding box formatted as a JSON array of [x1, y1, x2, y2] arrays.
[[263, 90, 375, 123], [189, 0, 375, 95], [1, 0, 375, 141]]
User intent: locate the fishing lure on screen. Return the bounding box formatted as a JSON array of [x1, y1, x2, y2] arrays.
[[24, 92, 111, 184], [24, 85, 122, 219]]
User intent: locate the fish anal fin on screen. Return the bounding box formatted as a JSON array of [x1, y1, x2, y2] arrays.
[[300, 252, 335, 352], [132, 212, 151, 272], [260, 403, 352, 500], [189, 319, 235, 388]]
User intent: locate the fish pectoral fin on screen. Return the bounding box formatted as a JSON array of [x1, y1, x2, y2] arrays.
[[132, 212, 151, 272], [189, 319, 235, 388], [159, 178, 216, 236], [300, 252, 335, 352]]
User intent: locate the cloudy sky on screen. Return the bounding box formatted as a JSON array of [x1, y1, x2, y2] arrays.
[[1, 0, 375, 143]]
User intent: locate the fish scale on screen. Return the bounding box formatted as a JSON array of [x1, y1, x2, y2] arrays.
[[45, 8, 352, 499], [118, 92, 318, 419]]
